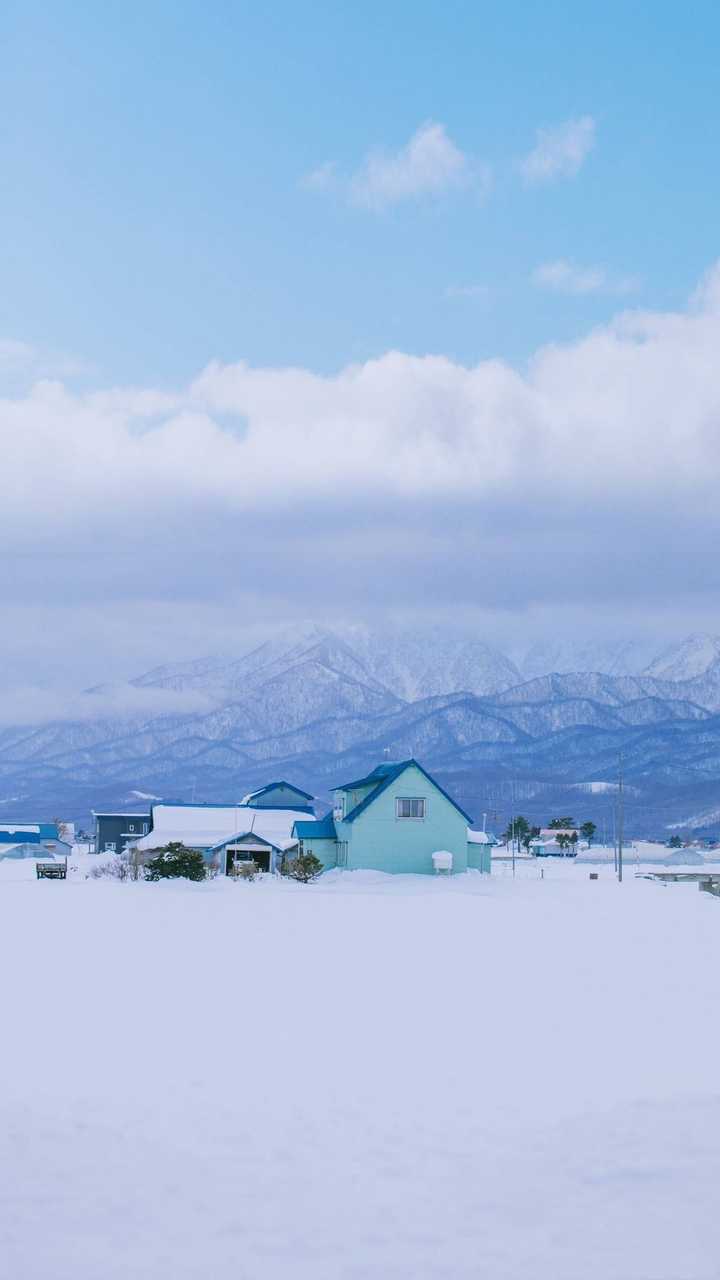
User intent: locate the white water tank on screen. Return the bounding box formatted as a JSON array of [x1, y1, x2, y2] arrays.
[[432, 850, 453, 874]]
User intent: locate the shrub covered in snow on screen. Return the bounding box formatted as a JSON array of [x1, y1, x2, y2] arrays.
[[282, 852, 323, 883], [144, 843, 207, 882], [89, 856, 130, 881]]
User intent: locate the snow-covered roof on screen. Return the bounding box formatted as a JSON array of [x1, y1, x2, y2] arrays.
[[132, 803, 308, 853], [0, 825, 67, 846], [0, 842, 61, 860], [467, 829, 491, 844], [240, 781, 314, 807], [209, 828, 298, 854]]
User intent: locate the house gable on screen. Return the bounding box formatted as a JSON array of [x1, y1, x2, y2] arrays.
[[335, 761, 471, 875], [242, 782, 314, 812], [340, 759, 473, 825], [292, 760, 486, 877]]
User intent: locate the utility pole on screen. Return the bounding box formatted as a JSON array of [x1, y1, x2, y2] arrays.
[[612, 802, 617, 873], [510, 779, 516, 878], [617, 754, 625, 884]]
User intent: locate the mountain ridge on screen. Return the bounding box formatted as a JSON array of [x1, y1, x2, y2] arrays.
[[5, 626, 720, 834]]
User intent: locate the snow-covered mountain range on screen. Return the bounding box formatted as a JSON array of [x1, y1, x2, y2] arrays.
[[5, 626, 720, 835]]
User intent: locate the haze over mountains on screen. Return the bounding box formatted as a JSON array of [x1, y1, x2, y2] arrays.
[[4, 626, 720, 835]]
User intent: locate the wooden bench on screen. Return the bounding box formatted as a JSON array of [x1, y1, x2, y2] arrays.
[[36, 860, 67, 880]]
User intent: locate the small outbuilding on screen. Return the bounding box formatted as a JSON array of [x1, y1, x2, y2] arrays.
[[0, 823, 71, 860]]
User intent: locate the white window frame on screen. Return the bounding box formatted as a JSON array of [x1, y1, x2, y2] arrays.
[[104, 841, 116, 851], [395, 797, 426, 820]]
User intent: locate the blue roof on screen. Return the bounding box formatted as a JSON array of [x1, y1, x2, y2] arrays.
[[335, 762, 405, 791], [0, 823, 60, 844], [149, 796, 313, 816], [338, 759, 474, 825], [293, 812, 337, 840], [151, 801, 250, 810], [208, 830, 279, 853], [245, 781, 315, 804]]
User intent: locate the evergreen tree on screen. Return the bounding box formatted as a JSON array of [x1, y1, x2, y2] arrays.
[[144, 842, 207, 882], [580, 821, 597, 846], [501, 816, 530, 852], [668, 835, 684, 849], [548, 816, 575, 829], [282, 852, 323, 883]]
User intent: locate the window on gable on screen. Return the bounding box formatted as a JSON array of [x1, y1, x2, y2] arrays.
[[396, 798, 426, 820]]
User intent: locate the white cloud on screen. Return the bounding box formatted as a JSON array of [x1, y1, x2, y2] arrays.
[[2, 269, 720, 521], [351, 122, 472, 208], [0, 683, 214, 727], [3, 264, 720, 687], [521, 115, 596, 184], [0, 337, 91, 382], [304, 122, 490, 211], [0, 339, 37, 369], [532, 260, 639, 296]]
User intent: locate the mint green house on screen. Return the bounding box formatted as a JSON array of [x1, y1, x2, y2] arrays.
[[292, 759, 491, 875]]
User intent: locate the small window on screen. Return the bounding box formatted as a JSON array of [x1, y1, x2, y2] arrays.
[[104, 841, 116, 851], [128, 824, 135, 832], [142, 823, 149, 834], [396, 798, 426, 820]]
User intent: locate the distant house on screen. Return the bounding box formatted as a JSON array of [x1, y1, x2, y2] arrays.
[[0, 822, 71, 860], [293, 759, 489, 875], [129, 781, 315, 874], [239, 782, 314, 811], [94, 812, 151, 855], [531, 833, 580, 858]]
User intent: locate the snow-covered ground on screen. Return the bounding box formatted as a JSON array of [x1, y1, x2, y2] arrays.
[[2, 861, 720, 1278]]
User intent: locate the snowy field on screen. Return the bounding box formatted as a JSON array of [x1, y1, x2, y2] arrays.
[[2, 862, 720, 1279]]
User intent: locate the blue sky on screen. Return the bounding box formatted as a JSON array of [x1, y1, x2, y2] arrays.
[[3, 2, 720, 701], [2, 1, 720, 384]]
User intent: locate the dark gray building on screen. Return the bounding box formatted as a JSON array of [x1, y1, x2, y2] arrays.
[[94, 812, 151, 855]]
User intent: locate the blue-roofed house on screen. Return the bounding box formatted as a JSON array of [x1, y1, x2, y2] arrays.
[[0, 822, 72, 860], [129, 781, 315, 874], [293, 759, 489, 875], [239, 782, 314, 812]]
